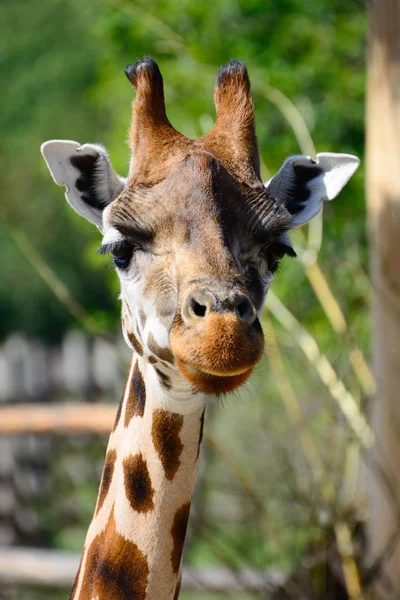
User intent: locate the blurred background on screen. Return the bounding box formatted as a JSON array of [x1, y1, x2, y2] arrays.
[[1, 0, 395, 598]]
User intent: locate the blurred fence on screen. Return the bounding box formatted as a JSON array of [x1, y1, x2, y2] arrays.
[[0, 331, 129, 550], [0, 331, 130, 404]]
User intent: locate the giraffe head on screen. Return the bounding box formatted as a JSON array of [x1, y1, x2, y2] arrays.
[[41, 57, 359, 396]]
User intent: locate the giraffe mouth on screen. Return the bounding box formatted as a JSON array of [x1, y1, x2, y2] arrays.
[[170, 311, 264, 394], [175, 358, 254, 395]]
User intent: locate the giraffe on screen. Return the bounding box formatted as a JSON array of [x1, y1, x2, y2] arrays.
[[41, 57, 359, 600]]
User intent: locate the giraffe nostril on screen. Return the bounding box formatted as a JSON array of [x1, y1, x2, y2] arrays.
[[182, 291, 213, 323], [235, 296, 256, 324], [190, 299, 207, 318], [183, 290, 255, 324]]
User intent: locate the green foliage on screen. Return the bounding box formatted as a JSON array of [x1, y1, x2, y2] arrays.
[[0, 0, 365, 341]]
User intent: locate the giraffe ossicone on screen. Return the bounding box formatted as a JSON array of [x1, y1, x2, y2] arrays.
[[41, 57, 359, 599]]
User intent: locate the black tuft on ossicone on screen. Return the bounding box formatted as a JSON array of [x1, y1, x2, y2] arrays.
[[216, 59, 250, 89], [124, 56, 163, 88]]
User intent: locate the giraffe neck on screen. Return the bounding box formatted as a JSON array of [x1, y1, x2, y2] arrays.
[[70, 354, 206, 600]]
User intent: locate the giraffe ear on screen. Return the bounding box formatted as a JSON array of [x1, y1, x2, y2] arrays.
[[40, 140, 127, 231], [266, 153, 360, 227]]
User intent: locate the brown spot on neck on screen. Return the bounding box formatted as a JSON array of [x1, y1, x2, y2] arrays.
[[113, 400, 123, 432], [154, 367, 172, 390], [197, 409, 205, 460], [151, 409, 183, 480], [128, 331, 144, 356], [148, 332, 174, 364], [173, 575, 182, 600], [113, 375, 130, 431], [76, 507, 149, 600], [123, 300, 132, 317], [96, 449, 117, 515], [123, 454, 155, 513], [125, 362, 146, 426], [171, 502, 191, 574]]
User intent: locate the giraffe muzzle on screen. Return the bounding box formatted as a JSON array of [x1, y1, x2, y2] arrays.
[[170, 290, 264, 394]]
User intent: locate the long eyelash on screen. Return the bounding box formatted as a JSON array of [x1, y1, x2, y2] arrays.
[[284, 246, 297, 259], [270, 262, 281, 274], [271, 244, 297, 259], [97, 241, 130, 255]]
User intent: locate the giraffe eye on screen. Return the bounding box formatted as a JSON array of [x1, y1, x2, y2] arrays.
[[268, 256, 280, 274], [112, 245, 135, 270], [98, 241, 137, 270], [265, 242, 297, 274]]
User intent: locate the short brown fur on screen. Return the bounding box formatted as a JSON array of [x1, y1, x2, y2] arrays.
[[113, 377, 128, 432], [151, 409, 184, 481], [173, 576, 182, 600], [124, 362, 146, 425], [123, 454, 155, 513], [77, 508, 149, 600], [197, 410, 205, 460], [96, 449, 117, 514], [128, 331, 144, 357], [170, 502, 191, 574], [148, 332, 174, 364], [154, 367, 172, 390]]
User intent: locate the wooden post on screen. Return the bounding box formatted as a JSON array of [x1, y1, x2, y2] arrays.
[[0, 404, 116, 434], [366, 1, 400, 595]]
